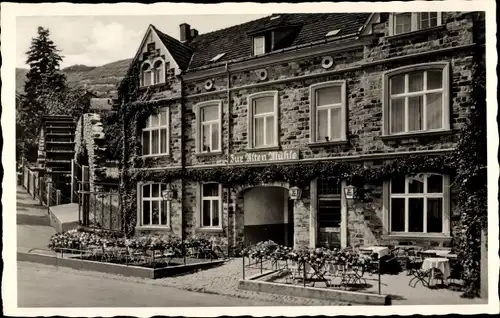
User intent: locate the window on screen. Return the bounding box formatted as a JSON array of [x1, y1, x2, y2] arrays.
[[139, 183, 170, 226], [141, 62, 151, 87], [318, 179, 342, 228], [384, 63, 450, 135], [142, 108, 169, 156], [390, 12, 442, 36], [201, 183, 221, 228], [389, 174, 449, 234], [248, 92, 279, 148], [196, 101, 222, 153], [310, 81, 347, 143], [253, 36, 265, 55], [152, 60, 163, 85], [141, 59, 165, 87]]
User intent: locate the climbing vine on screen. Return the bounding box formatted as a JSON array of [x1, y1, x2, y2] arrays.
[[126, 154, 455, 189], [452, 54, 487, 297], [114, 22, 487, 297]]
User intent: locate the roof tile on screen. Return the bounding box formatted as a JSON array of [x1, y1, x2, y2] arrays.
[[151, 13, 371, 71]]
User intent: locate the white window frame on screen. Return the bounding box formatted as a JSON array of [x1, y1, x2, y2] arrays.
[[200, 183, 223, 229], [152, 58, 165, 85], [140, 58, 166, 87], [140, 61, 152, 87], [253, 35, 266, 56], [388, 12, 442, 36], [382, 62, 450, 136], [387, 174, 450, 236], [136, 182, 171, 228], [196, 100, 222, 154], [247, 91, 279, 149], [141, 107, 170, 156], [309, 81, 347, 143]]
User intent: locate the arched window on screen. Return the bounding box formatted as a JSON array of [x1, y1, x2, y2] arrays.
[[141, 62, 151, 87], [153, 60, 164, 85]]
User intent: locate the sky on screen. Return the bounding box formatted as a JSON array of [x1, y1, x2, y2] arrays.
[[16, 14, 268, 69]]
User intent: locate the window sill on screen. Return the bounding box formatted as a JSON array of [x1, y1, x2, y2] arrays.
[[308, 140, 348, 148], [140, 154, 171, 159], [138, 82, 167, 90], [195, 227, 224, 233], [135, 226, 171, 232], [195, 151, 223, 158], [381, 129, 453, 141], [386, 25, 446, 41], [382, 233, 451, 241], [246, 145, 281, 152]]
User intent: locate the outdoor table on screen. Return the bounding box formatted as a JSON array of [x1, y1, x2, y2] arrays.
[[422, 249, 452, 258], [359, 246, 390, 259], [422, 257, 451, 282]]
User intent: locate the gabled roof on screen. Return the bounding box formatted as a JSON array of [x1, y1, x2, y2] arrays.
[[151, 25, 193, 70], [186, 13, 371, 70]]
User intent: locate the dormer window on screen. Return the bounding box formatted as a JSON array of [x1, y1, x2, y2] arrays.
[[210, 53, 226, 63], [390, 12, 442, 36], [326, 29, 341, 37], [253, 36, 266, 56]]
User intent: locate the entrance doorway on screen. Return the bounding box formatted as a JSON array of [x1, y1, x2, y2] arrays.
[[243, 186, 293, 246], [317, 179, 342, 248]]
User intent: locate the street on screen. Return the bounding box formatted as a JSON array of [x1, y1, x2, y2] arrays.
[[17, 262, 280, 307]]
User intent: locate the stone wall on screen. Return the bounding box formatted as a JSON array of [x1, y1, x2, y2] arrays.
[[124, 12, 484, 248]]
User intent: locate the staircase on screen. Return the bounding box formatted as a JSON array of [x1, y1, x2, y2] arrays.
[[38, 115, 76, 203]]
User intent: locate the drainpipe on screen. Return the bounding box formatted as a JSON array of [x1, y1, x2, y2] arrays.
[[225, 61, 231, 256]]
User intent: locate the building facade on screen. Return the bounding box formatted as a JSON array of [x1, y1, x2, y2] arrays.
[[119, 12, 485, 251]]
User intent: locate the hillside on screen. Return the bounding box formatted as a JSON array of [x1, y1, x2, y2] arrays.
[[16, 58, 132, 98]]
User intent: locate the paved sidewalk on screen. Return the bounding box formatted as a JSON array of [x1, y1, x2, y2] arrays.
[[16, 186, 56, 252], [18, 261, 282, 307]]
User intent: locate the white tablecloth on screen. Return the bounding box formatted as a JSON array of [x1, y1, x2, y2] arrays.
[[422, 257, 451, 279], [422, 249, 452, 257], [359, 246, 390, 258]]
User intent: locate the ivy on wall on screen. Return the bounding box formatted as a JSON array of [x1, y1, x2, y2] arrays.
[[127, 154, 455, 190], [113, 27, 487, 297]]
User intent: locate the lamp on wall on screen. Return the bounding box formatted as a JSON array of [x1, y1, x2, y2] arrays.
[[162, 188, 174, 201], [343, 184, 357, 200], [289, 186, 302, 200]]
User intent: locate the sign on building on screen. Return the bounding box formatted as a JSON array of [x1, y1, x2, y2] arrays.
[[230, 149, 299, 164]]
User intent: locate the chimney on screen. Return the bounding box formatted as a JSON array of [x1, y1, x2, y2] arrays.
[[179, 23, 191, 42], [190, 28, 199, 39]]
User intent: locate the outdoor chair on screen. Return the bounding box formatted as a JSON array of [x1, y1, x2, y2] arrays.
[[405, 256, 423, 276], [284, 260, 302, 283], [409, 267, 445, 288], [392, 247, 409, 272], [342, 264, 367, 287], [408, 268, 431, 288]]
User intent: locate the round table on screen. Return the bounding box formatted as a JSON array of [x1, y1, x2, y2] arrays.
[[422, 257, 451, 279]]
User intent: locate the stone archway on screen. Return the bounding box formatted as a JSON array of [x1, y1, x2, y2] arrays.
[[233, 182, 294, 247]]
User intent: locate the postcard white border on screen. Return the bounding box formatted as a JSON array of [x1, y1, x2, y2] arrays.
[[2, 1, 498, 316]]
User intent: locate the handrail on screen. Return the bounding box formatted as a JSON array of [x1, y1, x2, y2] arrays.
[[76, 180, 119, 186], [77, 190, 120, 195]]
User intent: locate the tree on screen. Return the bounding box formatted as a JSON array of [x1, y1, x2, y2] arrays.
[[17, 26, 67, 162]]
